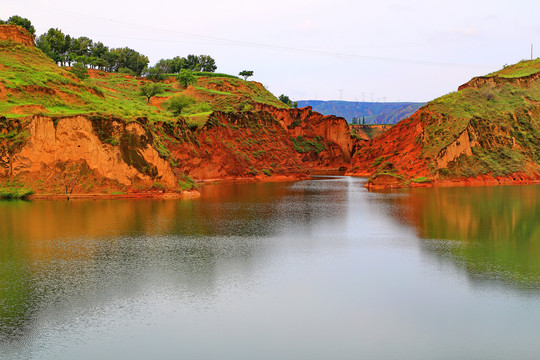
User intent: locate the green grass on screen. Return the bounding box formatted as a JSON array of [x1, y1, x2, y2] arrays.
[[291, 135, 326, 154], [193, 72, 240, 79], [178, 174, 197, 191], [185, 111, 212, 128], [0, 186, 34, 199], [411, 176, 431, 183], [423, 74, 540, 162], [193, 86, 234, 96], [487, 58, 540, 78]]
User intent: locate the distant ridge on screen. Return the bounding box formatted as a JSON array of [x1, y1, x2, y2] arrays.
[[296, 100, 425, 124]]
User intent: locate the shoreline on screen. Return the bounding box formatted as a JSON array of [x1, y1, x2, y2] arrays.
[[5, 172, 539, 201], [21, 173, 310, 201], [361, 176, 540, 190]]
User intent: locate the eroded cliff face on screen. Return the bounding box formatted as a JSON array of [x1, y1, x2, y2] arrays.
[[1, 115, 177, 193], [346, 110, 428, 178], [434, 124, 478, 169], [254, 104, 355, 169], [0, 25, 34, 47], [159, 111, 307, 181], [458, 71, 540, 91], [347, 102, 540, 187]]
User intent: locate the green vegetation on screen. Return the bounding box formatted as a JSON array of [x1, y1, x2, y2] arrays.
[[239, 70, 253, 81], [193, 72, 238, 79], [0, 180, 34, 199], [291, 135, 326, 154], [418, 58, 540, 178], [164, 95, 196, 116], [411, 176, 431, 183], [0, 15, 35, 35], [178, 174, 197, 191], [371, 155, 389, 168], [69, 62, 89, 80], [139, 83, 164, 103], [176, 69, 196, 87], [278, 94, 298, 108], [144, 66, 167, 82], [487, 58, 540, 78], [156, 54, 217, 73]]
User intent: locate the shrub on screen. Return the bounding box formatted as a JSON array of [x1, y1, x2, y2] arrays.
[[164, 95, 196, 116], [70, 63, 89, 80], [0, 186, 34, 199], [118, 67, 135, 75], [176, 69, 196, 87]]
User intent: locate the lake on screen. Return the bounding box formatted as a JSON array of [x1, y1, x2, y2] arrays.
[[1, 177, 539, 359]]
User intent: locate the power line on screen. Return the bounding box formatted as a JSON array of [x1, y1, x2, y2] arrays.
[[4, 0, 495, 69]]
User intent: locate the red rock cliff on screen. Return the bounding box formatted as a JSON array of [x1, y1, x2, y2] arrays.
[[157, 111, 307, 181], [0, 25, 35, 47], [254, 104, 355, 169]]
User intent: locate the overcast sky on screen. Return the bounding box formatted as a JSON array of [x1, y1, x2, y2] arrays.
[[2, 0, 539, 102]]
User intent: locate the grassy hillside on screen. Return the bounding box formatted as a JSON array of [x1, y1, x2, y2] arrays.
[[425, 62, 540, 177], [0, 39, 286, 127], [296, 100, 424, 124], [348, 59, 540, 185], [487, 58, 540, 78]]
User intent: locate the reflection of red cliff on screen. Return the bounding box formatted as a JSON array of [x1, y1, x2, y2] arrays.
[[255, 104, 355, 169]]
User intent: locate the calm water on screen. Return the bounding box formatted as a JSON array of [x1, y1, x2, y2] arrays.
[[0, 177, 539, 359]]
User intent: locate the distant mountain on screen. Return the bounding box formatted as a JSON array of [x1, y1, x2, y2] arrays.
[[296, 100, 425, 124]]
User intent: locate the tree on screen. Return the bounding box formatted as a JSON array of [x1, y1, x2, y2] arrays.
[[176, 69, 196, 87], [139, 83, 164, 103], [6, 15, 35, 36], [90, 41, 108, 59], [185, 54, 201, 71], [239, 70, 253, 81], [155, 58, 173, 73], [278, 94, 298, 108], [70, 62, 89, 80], [55, 163, 80, 201], [36, 28, 70, 65], [110, 47, 149, 75], [164, 95, 196, 116], [144, 66, 167, 82], [170, 56, 186, 73], [198, 55, 217, 72]]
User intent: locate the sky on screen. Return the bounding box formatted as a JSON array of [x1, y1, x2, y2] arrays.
[[2, 0, 539, 102]]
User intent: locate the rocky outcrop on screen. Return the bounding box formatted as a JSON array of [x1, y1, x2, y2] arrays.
[[0, 25, 34, 47], [3, 115, 176, 187], [435, 124, 478, 169], [458, 71, 540, 91], [254, 104, 355, 169], [161, 111, 307, 181]]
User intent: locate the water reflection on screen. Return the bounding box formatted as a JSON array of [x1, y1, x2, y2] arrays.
[[380, 185, 540, 290], [0, 179, 351, 344], [1, 179, 540, 359]]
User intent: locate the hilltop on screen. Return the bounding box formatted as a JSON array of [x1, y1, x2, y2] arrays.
[[296, 100, 425, 124], [0, 25, 355, 198], [347, 59, 540, 187]]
